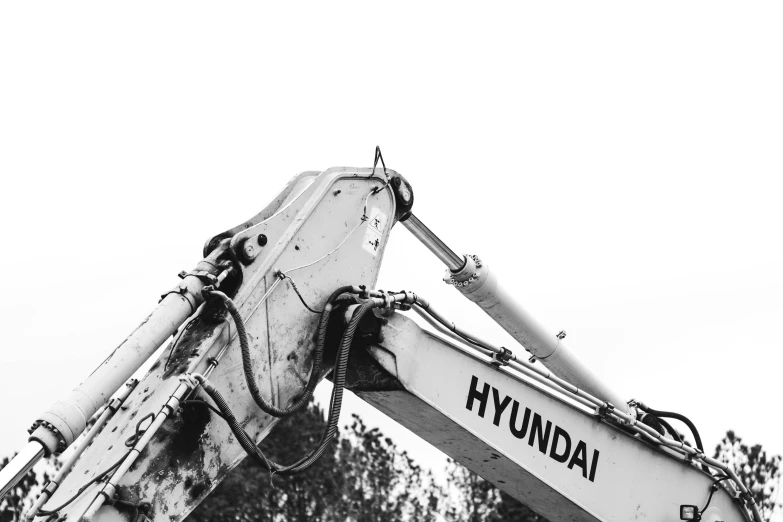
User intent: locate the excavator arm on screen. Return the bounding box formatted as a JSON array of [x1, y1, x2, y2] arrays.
[[349, 308, 750, 521], [0, 161, 762, 522]]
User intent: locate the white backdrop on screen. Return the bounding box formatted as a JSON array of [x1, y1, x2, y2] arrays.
[[1, 2, 781, 517]]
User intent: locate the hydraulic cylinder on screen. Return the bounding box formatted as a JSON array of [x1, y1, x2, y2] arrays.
[[403, 213, 627, 411]]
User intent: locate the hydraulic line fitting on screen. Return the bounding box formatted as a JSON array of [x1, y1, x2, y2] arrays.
[[597, 402, 616, 419], [394, 290, 416, 311], [491, 347, 514, 367]]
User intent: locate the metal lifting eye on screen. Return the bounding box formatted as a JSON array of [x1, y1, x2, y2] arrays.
[[372, 145, 388, 181]]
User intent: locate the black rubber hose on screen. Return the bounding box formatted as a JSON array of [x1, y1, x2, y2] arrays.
[[642, 407, 704, 453], [641, 405, 710, 473], [656, 417, 683, 443], [203, 286, 353, 418], [700, 476, 731, 514], [196, 377, 276, 469], [283, 300, 377, 474], [283, 301, 376, 474], [196, 299, 377, 475]]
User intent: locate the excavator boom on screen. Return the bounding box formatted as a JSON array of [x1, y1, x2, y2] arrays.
[[0, 163, 762, 522]]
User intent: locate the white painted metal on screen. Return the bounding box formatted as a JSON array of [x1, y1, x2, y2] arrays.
[[402, 214, 628, 412], [358, 311, 751, 522], [35, 271, 209, 451], [34, 168, 396, 522], [0, 171, 326, 498], [447, 253, 628, 412], [81, 380, 192, 521], [3, 166, 760, 522], [1, 277, 206, 499], [24, 380, 139, 522]]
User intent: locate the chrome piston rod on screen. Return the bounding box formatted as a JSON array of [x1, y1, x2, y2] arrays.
[[402, 214, 464, 271], [402, 213, 627, 411], [0, 441, 45, 500], [0, 259, 221, 502]]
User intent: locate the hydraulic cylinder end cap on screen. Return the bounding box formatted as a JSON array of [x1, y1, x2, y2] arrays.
[[28, 425, 64, 456], [445, 255, 488, 293], [390, 174, 414, 222]]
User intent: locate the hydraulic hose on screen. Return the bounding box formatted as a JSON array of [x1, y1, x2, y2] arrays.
[[637, 404, 709, 473], [413, 297, 487, 349], [193, 298, 377, 475], [202, 285, 353, 418], [656, 417, 683, 443], [640, 406, 704, 453]]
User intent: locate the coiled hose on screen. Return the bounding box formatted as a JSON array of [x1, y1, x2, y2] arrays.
[[195, 293, 377, 475], [202, 285, 353, 418]]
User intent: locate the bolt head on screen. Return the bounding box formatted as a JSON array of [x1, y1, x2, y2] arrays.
[[243, 242, 255, 258]]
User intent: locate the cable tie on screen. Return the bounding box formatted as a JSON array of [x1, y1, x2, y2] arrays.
[[180, 270, 218, 285], [159, 285, 187, 300]]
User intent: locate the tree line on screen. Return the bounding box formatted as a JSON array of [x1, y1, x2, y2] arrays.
[[1, 402, 779, 521]]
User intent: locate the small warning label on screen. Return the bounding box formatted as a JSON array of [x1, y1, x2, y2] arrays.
[[363, 228, 382, 256], [362, 207, 387, 257], [368, 207, 387, 234]]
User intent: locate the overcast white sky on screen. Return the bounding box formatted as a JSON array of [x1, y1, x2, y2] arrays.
[[1, 1, 781, 517]]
